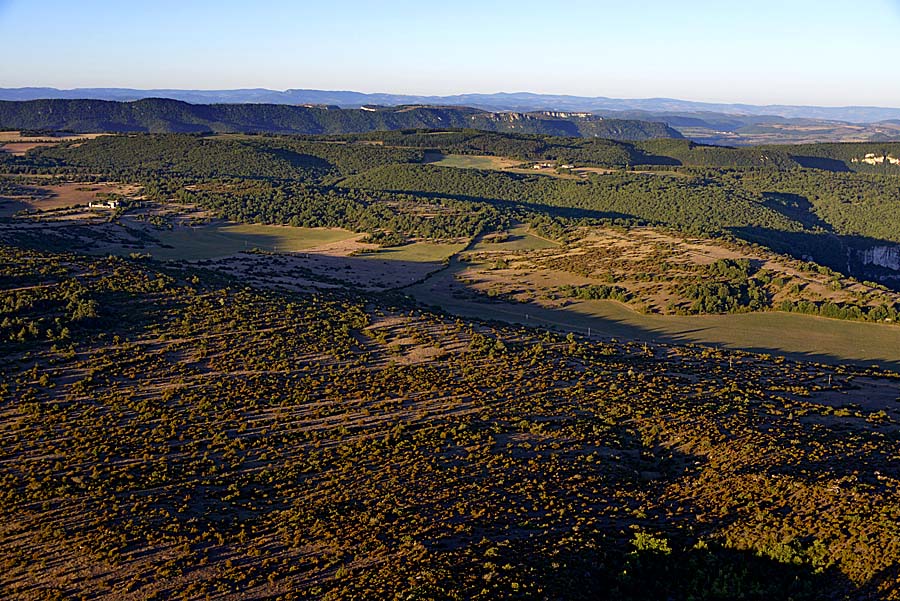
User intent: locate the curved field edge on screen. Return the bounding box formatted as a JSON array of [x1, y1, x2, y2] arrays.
[[408, 275, 900, 370]]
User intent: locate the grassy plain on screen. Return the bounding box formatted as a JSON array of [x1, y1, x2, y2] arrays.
[[148, 224, 357, 260], [409, 260, 900, 370], [468, 224, 559, 252], [364, 240, 468, 263]]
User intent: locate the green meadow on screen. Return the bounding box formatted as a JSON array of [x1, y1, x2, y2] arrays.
[[146, 224, 356, 260]]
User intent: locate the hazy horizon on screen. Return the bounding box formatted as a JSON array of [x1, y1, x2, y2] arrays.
[[6, 85, 900, 110], [2, 0, 900, 106]]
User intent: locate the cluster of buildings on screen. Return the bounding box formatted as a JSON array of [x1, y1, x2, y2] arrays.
[[532, 162, 575, 170], [88, 199, 120, 209]]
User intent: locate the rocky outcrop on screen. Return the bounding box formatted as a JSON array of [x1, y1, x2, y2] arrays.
[[851, 153, 900, 166], [859, 245, 900, 271]]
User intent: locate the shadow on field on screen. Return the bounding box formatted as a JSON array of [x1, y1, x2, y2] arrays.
[[541, 305, 900, 372], [0, 198, 30, 218], [407, 262, 900, 371]]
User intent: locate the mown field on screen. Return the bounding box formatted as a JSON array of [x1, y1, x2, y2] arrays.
[[362, 240, 468, 263], [426, 153, 522, 170], [145, 224, 357, 260]]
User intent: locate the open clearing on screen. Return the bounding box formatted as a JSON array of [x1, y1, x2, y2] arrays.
[[0, 131, 107, 141], [361, 240, 468, 263], [469, 224, 559, 252], [426, 152, 685, 180], [186, 238, 466, 291], [146, 224, 358, 260], [0, 131, 107, 155], [458, 225, 900, 317], [409, 259, 900, 370], [0, 182, 138, 217], [573, 166, 688, 178], [427, 154, 582, 179], [426, 153, 522, 170], [0, 142, 55, 155]]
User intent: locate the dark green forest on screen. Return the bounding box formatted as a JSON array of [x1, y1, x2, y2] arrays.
[[0, 99, 681, 139]]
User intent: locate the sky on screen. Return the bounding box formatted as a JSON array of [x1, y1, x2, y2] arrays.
[[2, 0, 900, 107]]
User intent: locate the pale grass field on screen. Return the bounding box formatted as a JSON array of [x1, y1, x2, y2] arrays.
[[147, 224, 357, 260]]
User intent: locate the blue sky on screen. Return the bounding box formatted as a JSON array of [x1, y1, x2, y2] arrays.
[[2, 0, 900, 106]]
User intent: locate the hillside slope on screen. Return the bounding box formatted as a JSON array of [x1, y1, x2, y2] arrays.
[[4, 87, 900, 122], [0, 99, 681, 140], [1, 245, 898, 599]]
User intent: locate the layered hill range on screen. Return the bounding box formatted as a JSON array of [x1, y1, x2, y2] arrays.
[[0, 99, 680, 141], [5, 87, 900, 144]]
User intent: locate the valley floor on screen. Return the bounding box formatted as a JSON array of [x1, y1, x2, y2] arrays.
[[409, 271, 900, 370]]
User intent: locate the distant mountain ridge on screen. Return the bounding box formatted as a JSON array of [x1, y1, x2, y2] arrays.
[[0, 98, 681, 140], [3, 87, 900, 123]]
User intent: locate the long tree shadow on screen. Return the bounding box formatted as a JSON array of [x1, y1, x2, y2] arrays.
[[340, 185, 640, 223], [760, 191, 835, 232], [790, 155, 853, 172], [463, 538, 859, 601], [400, 411, 866, 601]]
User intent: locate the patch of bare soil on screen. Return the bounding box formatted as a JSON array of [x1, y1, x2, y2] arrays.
[[0, 142, 56, 155], [2, 182, 140, 216]]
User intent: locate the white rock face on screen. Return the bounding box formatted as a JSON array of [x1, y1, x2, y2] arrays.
[[860, 246, 900, 271], [540, 111, 593, 119], [851, 153, 900, 166]]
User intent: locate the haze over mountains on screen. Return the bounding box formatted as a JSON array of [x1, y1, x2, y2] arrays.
[[5, 87, 900, 123], [5, 88, 900, 145]]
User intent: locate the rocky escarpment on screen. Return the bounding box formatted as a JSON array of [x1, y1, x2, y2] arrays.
[[852, 153, 900, 166], [0, 99, 681, 141], [859, 245, 900, 271]]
